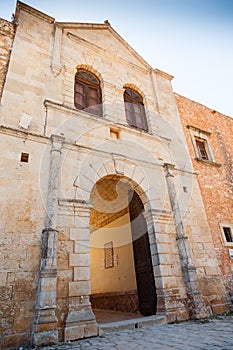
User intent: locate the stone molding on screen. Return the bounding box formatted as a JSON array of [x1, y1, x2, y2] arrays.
[[51, 25, 63, 77], [15, 1, 55, 24], [67, 31, 149, 74], [154, 68, 174, 81]]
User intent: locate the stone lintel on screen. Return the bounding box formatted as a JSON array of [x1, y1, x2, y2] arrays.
[[187, 125, 211, 136]]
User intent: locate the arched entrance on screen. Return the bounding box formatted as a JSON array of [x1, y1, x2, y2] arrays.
[[90, 175, 157, 318]]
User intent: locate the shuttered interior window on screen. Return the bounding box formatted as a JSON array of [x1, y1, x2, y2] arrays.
[[223, 227, 233, 242], [195, 139, 209, 160], [74, 70, 102, 116], [124, 88, 148, 131]]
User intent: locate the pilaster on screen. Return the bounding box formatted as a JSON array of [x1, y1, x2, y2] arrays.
[[164, 163, 210, 319], [51, 24, 63, 77], [32, 135, 64, 346]]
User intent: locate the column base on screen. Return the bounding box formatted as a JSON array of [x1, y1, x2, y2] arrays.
[[64, 298, 98, 341], [157, 288, 189, 323], [32, 307, 58, 346], [187, 293, 210, 320], [33, 330, 58, 347]]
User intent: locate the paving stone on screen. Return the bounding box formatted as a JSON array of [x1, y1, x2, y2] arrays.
[[39, 316, 233, 350]]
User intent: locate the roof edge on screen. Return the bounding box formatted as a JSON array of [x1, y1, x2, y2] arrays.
[[58, 21, 152, 70], [15, 1, 55, 24], [175, 93, 233, 120], [154, 68, 174, 81], [57, 22, 109, 29]]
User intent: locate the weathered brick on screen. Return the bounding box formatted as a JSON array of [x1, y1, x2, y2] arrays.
[[176, 93, 233, 301]]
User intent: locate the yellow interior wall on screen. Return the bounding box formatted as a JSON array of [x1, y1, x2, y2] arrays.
[[90, 213, 137, 293]]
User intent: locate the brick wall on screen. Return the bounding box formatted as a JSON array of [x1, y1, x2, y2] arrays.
[[176, 93, 233, 301], [0, 18, 15, 100]]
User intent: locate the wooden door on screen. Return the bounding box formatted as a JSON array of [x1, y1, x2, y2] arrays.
[[129, 190, 157, 316]]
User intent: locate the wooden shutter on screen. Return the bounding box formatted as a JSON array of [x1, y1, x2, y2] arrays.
[[74, 70, 102, 116], [196, 140, 208, 160], [124, 89, 148, 131]]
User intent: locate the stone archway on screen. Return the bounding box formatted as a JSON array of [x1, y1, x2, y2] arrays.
[[89, 175, 157, 319]]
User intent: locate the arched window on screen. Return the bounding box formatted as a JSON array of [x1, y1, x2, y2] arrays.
[[124, 88, 148, 131], [74, 69, 102, 116]]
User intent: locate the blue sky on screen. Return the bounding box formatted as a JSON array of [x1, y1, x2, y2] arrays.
[[1, 0, 233, 117]]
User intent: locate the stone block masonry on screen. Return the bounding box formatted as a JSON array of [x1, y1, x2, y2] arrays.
[[0, 19, 15, 100], [176, 93, 233, 310], [0, 1, 232, 348]]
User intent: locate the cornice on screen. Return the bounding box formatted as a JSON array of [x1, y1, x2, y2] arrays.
[[15, 1, 55, 24], [67, 31, 149, 74], [57, 22, 109, 30], [0, 124, 49, 143], [44, 99, 171, 144], [187, 125, 211, 136], [59, 21, 151, 70], [154, 68, 174, 81]]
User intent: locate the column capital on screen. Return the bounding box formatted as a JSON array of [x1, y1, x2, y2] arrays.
[[163, 163, 175, 177], [50, 134, 65, 152]]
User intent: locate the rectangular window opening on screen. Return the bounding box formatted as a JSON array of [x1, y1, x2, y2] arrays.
[[195, 139, 209, 160], [20, 152, 29, 163], [223, 227, 233, 243]]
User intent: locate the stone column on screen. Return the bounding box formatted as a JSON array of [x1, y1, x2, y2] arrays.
[[33, 135, 64, 346], [59, 199, 98, 341], [164, 163, 209, 319]]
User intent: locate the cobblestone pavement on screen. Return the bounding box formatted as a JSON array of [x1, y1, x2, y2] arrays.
[[40, 316, 233, 350]]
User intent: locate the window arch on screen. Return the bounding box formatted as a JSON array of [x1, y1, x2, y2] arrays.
[[74, 69, 102, 116], [124, 88, 148, 131]]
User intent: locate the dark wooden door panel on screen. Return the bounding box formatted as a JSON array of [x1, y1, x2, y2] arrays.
[[129, 190, 157, 316]]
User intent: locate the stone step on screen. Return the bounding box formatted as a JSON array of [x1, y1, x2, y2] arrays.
[[98, 315, 167, 335]]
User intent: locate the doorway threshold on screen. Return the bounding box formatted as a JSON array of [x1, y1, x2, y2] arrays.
[[93, 309, 167, 335]]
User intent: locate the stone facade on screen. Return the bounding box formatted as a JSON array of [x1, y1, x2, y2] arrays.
[[0, 2, 232, 349], [176, 94, 233, 308]]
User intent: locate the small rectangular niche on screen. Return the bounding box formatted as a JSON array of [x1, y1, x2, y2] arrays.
[[20, 152, 29, 163], [110, 128, 120, 139], [104, 241, 114, 269]]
